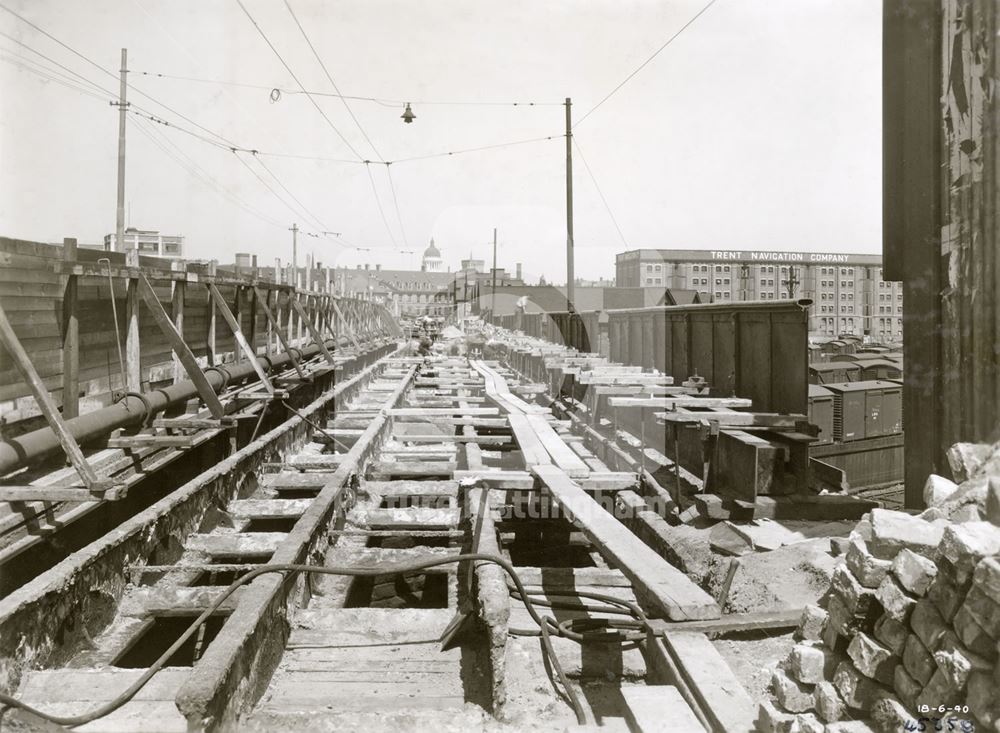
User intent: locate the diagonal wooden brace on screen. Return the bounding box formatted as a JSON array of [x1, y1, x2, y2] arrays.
[[291, 296, 336, 365], [208, 283, 274, 395], [252, 286, 307, 380], [0, 302, 109, 491], [139, 273, 226, 419], [331, 299, 362, 351]]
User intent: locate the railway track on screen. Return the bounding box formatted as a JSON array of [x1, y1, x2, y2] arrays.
[[2, 349, 760, 732]]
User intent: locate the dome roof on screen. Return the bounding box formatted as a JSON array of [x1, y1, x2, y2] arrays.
[[423, 239, 441, 259]]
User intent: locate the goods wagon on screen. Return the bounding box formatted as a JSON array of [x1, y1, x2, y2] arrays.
[[825, 380, 903, 442], [809, 361, 862, 385], [808, 384, 836, 445]]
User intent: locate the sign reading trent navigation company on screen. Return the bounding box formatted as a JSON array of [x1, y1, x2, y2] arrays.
[[619, 249, 883, 266]]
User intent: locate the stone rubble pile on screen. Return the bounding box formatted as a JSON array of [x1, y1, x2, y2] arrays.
[[759, 444, 1000, 733]]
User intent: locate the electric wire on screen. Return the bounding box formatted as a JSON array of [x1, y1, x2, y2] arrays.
[[571, 137, 630, 249], [0, 51, 110, 102], [384, 164, 410, 248], [131, 69, 561, 108], [282, 0, 383, 161], [234, 0, 365, 161], [252, 152, 331, 233], [129, 117, 286, 230], [364, 163, 399, 248], [574, 0, 720, 128], [0, 30, 118, 97]]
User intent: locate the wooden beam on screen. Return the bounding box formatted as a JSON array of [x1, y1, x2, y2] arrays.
[[171, 260, 186, 384], [124, 248, 141, 389], [138, 273, 226, 418], [252, 286, 306, 380], [532, 464, 720, 621], [291, 296, 336, 365], [0, 302, 106, 490], [61, 237, 79, 419], [208, 283, 273, 394], [331, 299, 362, 351]]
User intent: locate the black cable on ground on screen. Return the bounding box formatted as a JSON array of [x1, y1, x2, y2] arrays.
[[0, 552, 602, 728]]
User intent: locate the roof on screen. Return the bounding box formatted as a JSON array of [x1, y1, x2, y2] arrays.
[[809, 361, 862, 371], [823, 380, 903, 393], [423, 239, 441, 258]]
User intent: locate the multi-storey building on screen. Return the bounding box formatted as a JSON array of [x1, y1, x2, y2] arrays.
[[102, 227, 184, 257], [615, 249, 902, 341]]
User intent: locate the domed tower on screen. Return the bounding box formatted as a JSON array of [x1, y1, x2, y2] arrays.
[[421, 238, 443, 272]]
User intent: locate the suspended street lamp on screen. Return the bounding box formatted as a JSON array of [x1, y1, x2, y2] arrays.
[[400, 103, 416, 123]]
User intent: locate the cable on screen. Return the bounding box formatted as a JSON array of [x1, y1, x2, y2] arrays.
[[232, 152, 323, 234], [282, 0, 383, 161], [0, 30, 117, 97], [131, 68, 561, 108], [384, 164, 409, 249], [0, 553, 608, 727], [364, 163, 398, 248], [252, 153, 331, 233], [572, 137, 630, 249], [390, 134, 564, 164], [234, 0, 365, 161], [574, 0, 720, 128], [129, 117, 286, 230], [0, 51, 110, 102], [0, 3, 240, 150]]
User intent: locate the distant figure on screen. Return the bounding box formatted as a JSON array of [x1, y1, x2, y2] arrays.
[[418, 336, 433, 356]]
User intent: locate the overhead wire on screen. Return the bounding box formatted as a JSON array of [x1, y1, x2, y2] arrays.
[[131, 68, 561, 108], [130, 116, 287, 230], [383, 164, 410, 248], [571, 137, 630, 249], [574, 0, 720, 128], [0, 51, 111, 102], [234, 0, 366, 162], [252, 152, 331, 232], [364, 163, 399, 248]]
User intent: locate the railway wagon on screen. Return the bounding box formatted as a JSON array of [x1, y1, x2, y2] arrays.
[[809, 361, 862, 385], [825, 379, 903, 442]]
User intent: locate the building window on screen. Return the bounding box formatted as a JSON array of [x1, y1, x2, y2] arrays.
[[646, 278, 653, 285], [654, 265, 661, 271]]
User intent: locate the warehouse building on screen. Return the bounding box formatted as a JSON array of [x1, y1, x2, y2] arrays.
[[614, 248, 902, 341]]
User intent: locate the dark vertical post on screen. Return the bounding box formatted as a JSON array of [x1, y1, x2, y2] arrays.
[[491, 228, 498, 323], [115, 49, 127, 253], [61, 238, 79, 419], [565, 97, 575, 312]]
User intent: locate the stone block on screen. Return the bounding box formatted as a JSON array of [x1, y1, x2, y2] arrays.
[[876, 574, 916, 622], [832, 565, 878, 615], [757, 700, 797, 733], [926, 569, 964, 623], [796, 713, 825, 733], [958, 586, 1000, 640], [946, 442, 992, 483], [869, 509, 944, 560], [909, 600, 948, 651], [833, 660, 890, 711], [847, 632, 898, 686], [923, 474, 958, 507], [891, 549, 938, 596], [972, 555, 1000, 600], [825, 719, 876, 732], [822, 618, 847, 655], [987, 476, 1000, 527], [892, 664, 921, 709], [915, 668, 961, 711], [902, 634, 935, 686], [932, 647, 973, 691], [953, 605, 996, 655], [967, 672, 999, 728], [870, 696, 910, 733], [771, 668, 814, 713], [873, 614, 909, 656], [847, 538, 894, 588], [830, 536, 850, 556], [789, 642, 838, 684], [949, 504, 984, 523], [936, 630, 993, 673], [938, 522, 1000, 584], [797, 604, 828, 641], [814, 680, 846, 723]]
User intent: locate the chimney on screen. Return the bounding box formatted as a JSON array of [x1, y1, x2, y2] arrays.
[[375, 264, 381, 271], [364, 263, 370, 270], [516, 262, 522, 280]]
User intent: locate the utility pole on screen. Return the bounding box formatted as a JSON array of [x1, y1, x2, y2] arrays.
[[491, 228, 498, 323], [565, 97, 575, 312], [289, 223, 298, 287], [114, 49, 128, 252], [782, 266, 800, 299]]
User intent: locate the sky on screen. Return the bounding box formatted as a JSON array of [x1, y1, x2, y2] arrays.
[[0, 0, 882, 284]]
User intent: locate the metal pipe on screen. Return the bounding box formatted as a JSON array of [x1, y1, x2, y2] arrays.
[[0, 337, 349, 475]]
